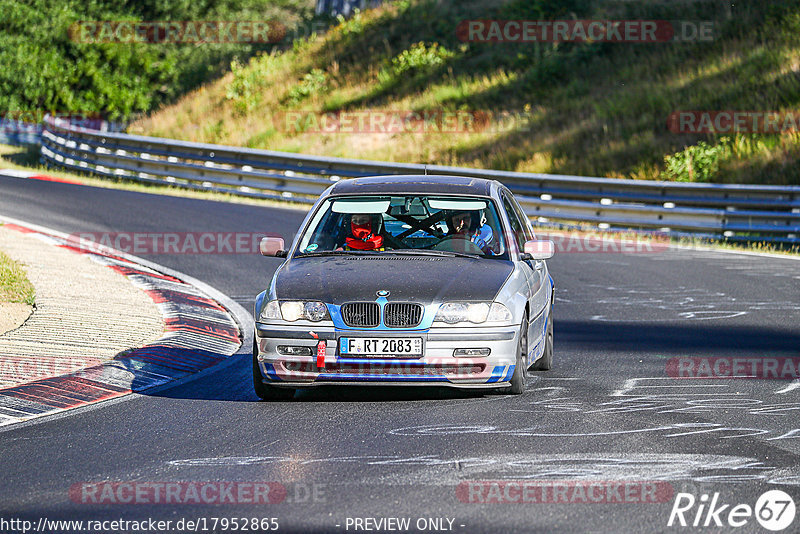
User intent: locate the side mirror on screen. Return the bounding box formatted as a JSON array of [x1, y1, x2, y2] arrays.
[[260, 236, 286, 257], [523, 239, 555, 260]]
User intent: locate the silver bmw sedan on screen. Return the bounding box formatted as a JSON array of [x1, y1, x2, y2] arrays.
[[253, 175, 554, 399]]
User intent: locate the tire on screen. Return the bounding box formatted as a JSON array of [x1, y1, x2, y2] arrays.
[[531, 306, 553, 371], [508, 312, 528, 395], [253, 338, 295, 401]]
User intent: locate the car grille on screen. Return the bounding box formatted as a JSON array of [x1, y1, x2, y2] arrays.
[[341, 302, 380, 328], [384, 303, 423, 328]]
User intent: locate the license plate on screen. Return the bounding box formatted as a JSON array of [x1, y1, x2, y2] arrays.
[[339, 337, 423, 356]]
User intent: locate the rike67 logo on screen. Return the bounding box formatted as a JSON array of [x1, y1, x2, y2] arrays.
[[668, 490, 796, 531]]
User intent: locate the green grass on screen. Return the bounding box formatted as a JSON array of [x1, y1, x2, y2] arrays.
[[134, 0, 800, 185], [0, 248, 35, 306]]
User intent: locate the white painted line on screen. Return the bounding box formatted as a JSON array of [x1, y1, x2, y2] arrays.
[[0, 169, 36, 178], [669, 242, 800, 262], [776, 380, 800, 394], [612, 377, 740, 397]]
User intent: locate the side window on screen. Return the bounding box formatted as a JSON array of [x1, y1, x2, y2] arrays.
[[509, 194, 534, 242], [502, 193, 526, 251]]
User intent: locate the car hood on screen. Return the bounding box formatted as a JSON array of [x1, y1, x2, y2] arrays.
[[272, 255, 514, 304]]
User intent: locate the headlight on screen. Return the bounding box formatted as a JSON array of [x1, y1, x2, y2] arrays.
[[259, 300, 282, 321], [487, 302, 513, 322], [280, 301, 304, 321], [302, 301, 328, 321], [434, 302, 512, 324], [259, 300, 329, 322]]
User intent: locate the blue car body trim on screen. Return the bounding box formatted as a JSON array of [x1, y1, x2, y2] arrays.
[[528, 311, 549, 361], [502, 365, 516, 381], [262, 362, 281, 381], [486, 365, 506, 383]]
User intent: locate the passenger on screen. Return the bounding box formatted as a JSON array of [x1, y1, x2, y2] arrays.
[[343, 213, 384, 251]]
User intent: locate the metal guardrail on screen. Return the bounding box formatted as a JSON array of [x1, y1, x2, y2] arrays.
[[3, 117, 123, 146], [1, 120, 42, 146], [40, 115, 800, 242]]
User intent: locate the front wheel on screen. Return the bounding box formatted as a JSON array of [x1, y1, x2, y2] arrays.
[[531, 307, 553, 371], [508, 312, 528, 394], [253, 338, 295, 401]]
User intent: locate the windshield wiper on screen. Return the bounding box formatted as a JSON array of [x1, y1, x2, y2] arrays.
[[295, 250, 378, 257], [386, 249, 481, 259]]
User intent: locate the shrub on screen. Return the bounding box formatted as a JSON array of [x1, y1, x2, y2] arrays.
[[664, 139, 732, 182], [286, 68, 329, 104], [378, 42, 454, 86]]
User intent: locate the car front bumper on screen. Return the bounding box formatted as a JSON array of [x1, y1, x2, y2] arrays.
[[254, 323, 520, 388]]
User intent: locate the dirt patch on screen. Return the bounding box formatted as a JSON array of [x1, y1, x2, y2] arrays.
[[0, 302, 32, 335]]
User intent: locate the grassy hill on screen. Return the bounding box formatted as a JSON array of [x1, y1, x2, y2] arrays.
[[132, 0, 800, 185]]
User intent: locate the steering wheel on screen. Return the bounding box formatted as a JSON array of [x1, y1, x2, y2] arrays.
[[432, 235, 484, 254], [381, 231, 411, 251]]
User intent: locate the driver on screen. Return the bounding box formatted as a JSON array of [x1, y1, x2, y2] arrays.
[[343, 213, 384, 251], [448, 211, 475, 237], [446, 210, 497, 255]]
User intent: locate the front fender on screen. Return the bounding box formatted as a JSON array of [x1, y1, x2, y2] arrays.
[[494, 264, 530, 326], [254, 290, 268, 322]]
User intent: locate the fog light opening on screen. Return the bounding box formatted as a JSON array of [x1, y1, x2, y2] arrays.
[[454, 348, 491, 357], [277, 345, 313, 356]]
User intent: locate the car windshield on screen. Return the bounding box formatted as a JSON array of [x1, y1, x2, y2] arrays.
[[295, 195, 508, 259]]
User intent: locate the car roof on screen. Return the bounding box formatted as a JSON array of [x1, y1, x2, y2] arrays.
[[327, 175, 498, 197]]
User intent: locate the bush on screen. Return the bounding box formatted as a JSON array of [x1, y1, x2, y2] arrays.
[[226, 53, 285, 114], [0, 0, 314, 121], [286, 68, 329, 104], [664, 139, 732, 182], [378, 42, 454, 86]]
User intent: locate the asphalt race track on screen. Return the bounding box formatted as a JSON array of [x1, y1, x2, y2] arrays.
[[1, 176, 799, 533]]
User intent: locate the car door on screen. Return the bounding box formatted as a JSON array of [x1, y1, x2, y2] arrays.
[[501, 190, 550, 361]]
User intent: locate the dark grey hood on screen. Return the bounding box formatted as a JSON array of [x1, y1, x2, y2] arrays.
[[273, 256, 513, 304]]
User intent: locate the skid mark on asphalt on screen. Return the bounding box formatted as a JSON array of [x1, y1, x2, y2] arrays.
[[159, 377, 800, 489], [559, 284, 800, 322], [776, 379, 800, 394], [165, 452, 800, 487], [377, 377, 800, 446]]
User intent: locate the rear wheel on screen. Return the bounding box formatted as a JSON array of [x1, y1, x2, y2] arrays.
[[531, 306, 553, 371], [253, 338, 295, 401], [508, 312, 528, 394]]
